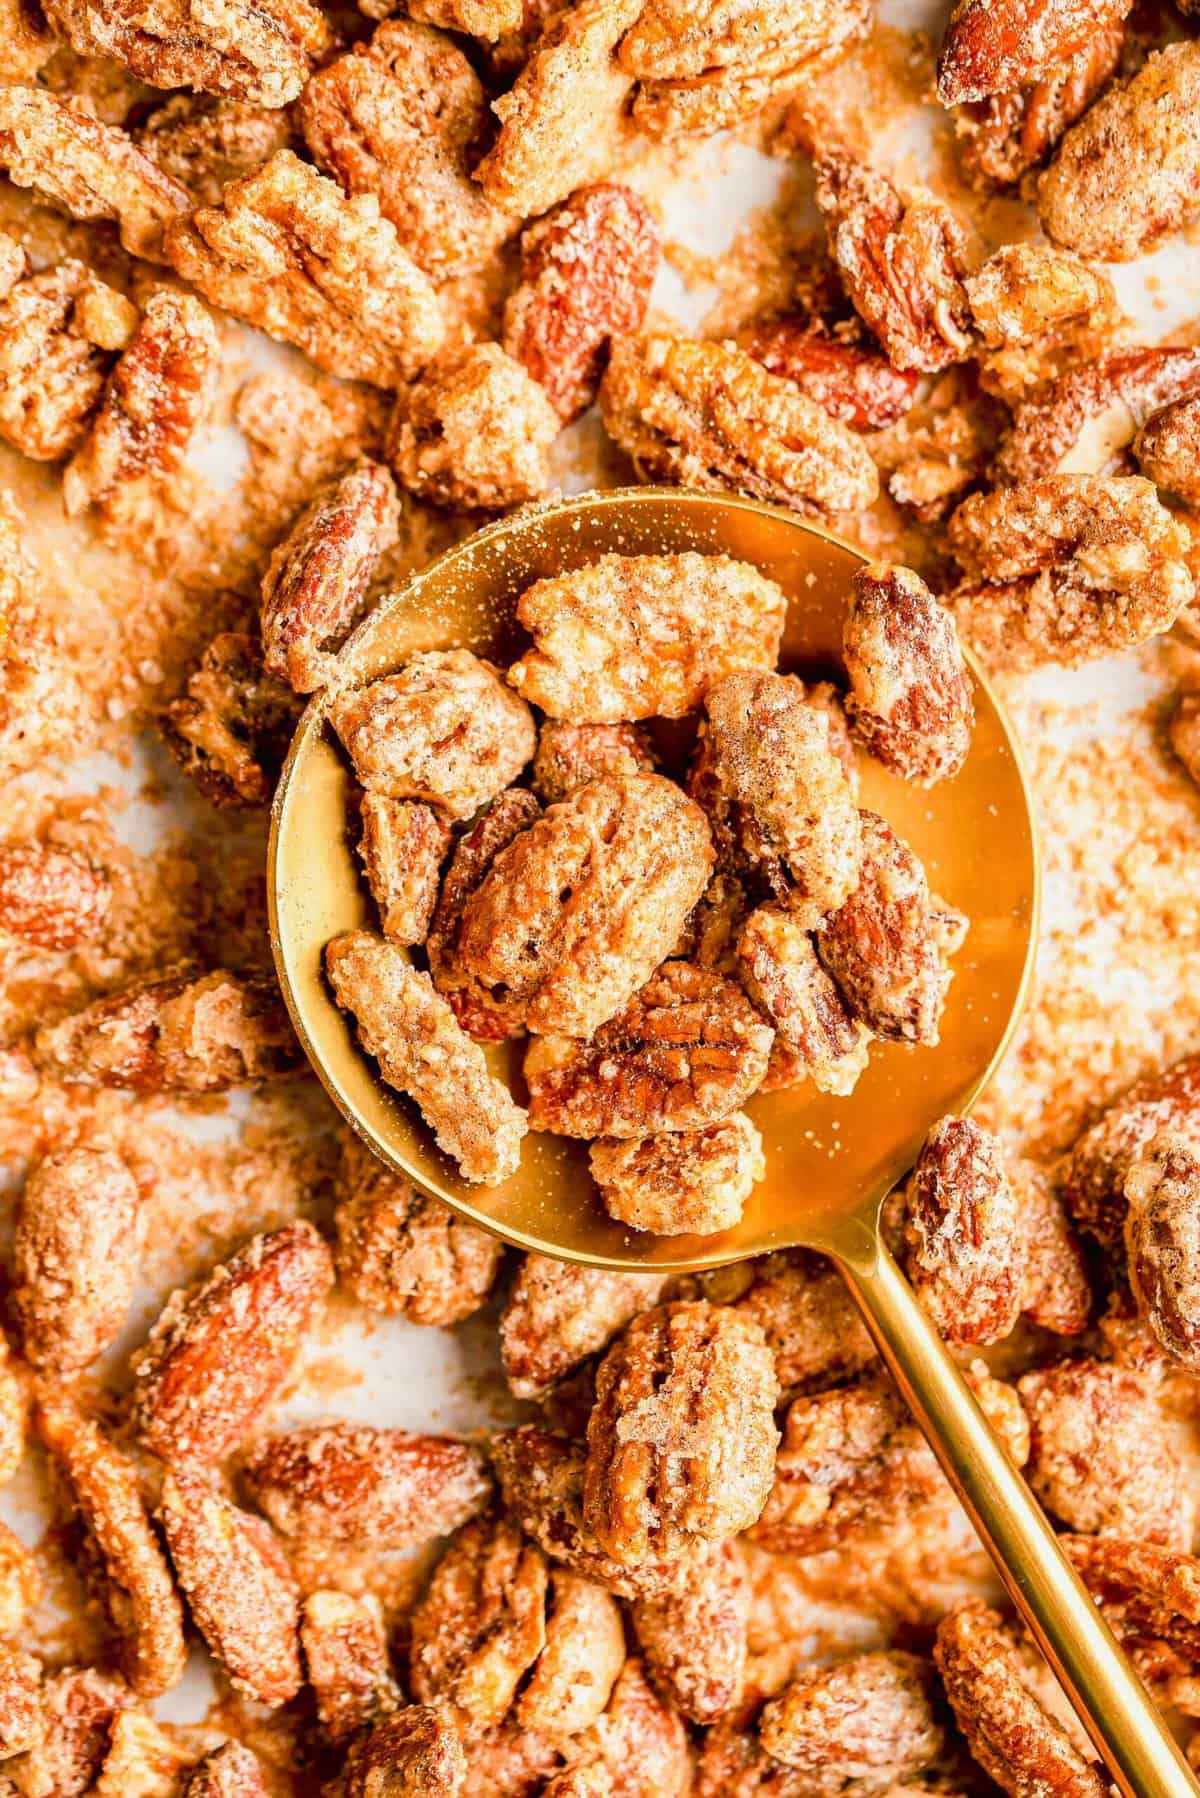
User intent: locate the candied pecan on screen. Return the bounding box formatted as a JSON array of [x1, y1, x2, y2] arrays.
[[1059, 1052, 1200, 1247], [935, 1601, 1107, 1798], [816, 811, 959, 1045], [1061, 1535, 1200, 1661], [517, 1573, 625, 1735], [1171, 693, 1200, 788], [136, 94, 293, 210], [1017, 1357, 1190, 1545], [463, 1720, 561, 1796], [400, 0, 522, 29], [759, 1652, 945, 1792], [387, 344, 559, 511], [0, 259, 136, 462], [688, 868, 756, 978], [0, 842, 110, 948], [260, 459, 400, 693], [509, 552, 787, 723], [954, 27, 1125, 193], [325, 931, 529, 1184], [427, 788, 543, 1040], [165, 150, 445, 389], [0, 1339, 24, 1488], [589, 1113, 764, 1237], [335, 1136, 503, 1324], [100, 1710, 216, 1789], [695, 1714, 813, 1798], [131, 1221, 334, 1464], [503, 183, 659, 422], [584, 1301, 778, 1565], [733, 1250, 874, 1395], [6, 1667, 132, 1798], [160, 1467, 302, 1707], [996, 346, 1200, 484], [181, 1742, 269, 1798], [937, 0, 1130, 105], [1039, 42, 1200, 262], [159, 630, 303, 809], [902, 1116, 1021, 1347], [526, 960, 773, 1139], [0, 1640, 40, 1760], [882, 397, 993, 523], [691, 671, 861, 915], [631, 1538, 746, 1724], [1009, 1158, 1091, 1335], [476, 0, 642, 218], [1123, 1135, 1200, 1373], [533, 721, 656, 804], [453, 775, 712, 1040], [965, 244, 1110, 351], [330, 649, 535, 821], [343, 1707, 468, 1798], [600, 333, 879, 516], [564, 1656, 691, 1798], [0, 88, 188, 262], [1135, 395, 1200, 505], [302, 1590, 400, 1745], [737, 316, 919, 430], [736, 905, 870, 1098], [13, 1146, 142, 1374], [814, 156, 974, 375], [243, 1419, 491, 1546], [499, 1258, 671, 1400], [36, 1399, 187, 1698], [301, 20, 513, 281], [842, 564, 973, 787], [358, 798, 451, 948], [63, 289, 219, 516], [410, 1515, 548, 1737]]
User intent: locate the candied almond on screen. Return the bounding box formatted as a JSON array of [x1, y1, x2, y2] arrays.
[[600, 332, 879, 517], [499, 1257, 671, 1400], [843, 564, 973, 787], [6, 1667, 133, 1798], [330, 649, 535, 822], [180, 1742, 269, 1798], [410, 1515, 548, 1738], [903, 1116, 1022, 1347], [996, 346, 1200, 484], [1135, 395, 1200, 506], [0, 259, 136, 463], [160, 1468, 302, 1707], [132, 1220, 333, 1465], [357, 797, 452, 948], [630, 1538, 747, 1724], [165, 150, 445, 390], [159, 631, 303, 810], [937, 0, 1130, 106], [737, 315, 919, 430], [343, 1706, 468, 1798], [760, 1651, 946, 1792], [453, 775, 713, 1040], [517, 1572, 625, 1735], [589, 1113, 764, 1237], [583, 1300, 778, 1565], [387, 343, 559, 511], [243, 1419, 491, 1547], [1059, 1051, 1200, 1247], [135, 95, 293, 210], [532, 721, 656, 804], [302, 1589, 399, 1745], [1124, 1135, 1200, 1374], [525, 960, 773, 1139], [335, 1135, 503, 1324], [325, 931, 529, 1184], [564, 1655, 691, 1798], [1009, 1158, 1092, 1336], [260, 459, 400, 694], [503, 182, 660, 423], [0, 843, 110, 948], [427, 787, 544, 1041], [736, 903, 871, 1097], [36, 1399, 187, 1698], [954, 29, 1124, 194], [509, 551, 787, 723], [13, 1146, 142, 1374], [300, 20, 514, 281]]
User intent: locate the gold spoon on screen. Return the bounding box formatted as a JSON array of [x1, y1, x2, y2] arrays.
[[269, 487, 1196, 1798]]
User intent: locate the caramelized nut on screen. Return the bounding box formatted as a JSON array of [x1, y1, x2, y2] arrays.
[[358, 798, 453, 948], [733, 1249, 876, 1396], [6, 1667, 133, 1798], [996, 346, 1200, 484], [955, 29, 1125, 193], [1010, 1158, 1092, 1336], [589, 1113, 765, 1236], [301, 1589, 400, 1745], [0, 1641, 40, 1759], [843, 564, 973, 787], [532, 721, 657, 804], [387, 344, 560, 511], [159, 632, 303, 810], [736, 904, 870, 1098], [564, 1656, 691, 1798], [759, 1651, 946, 1791], [1135, 395, 1200, 506], [0, 259, 135, 463], [136, 94, 293, 210], [427, 788, 544, 1040], [738, 315, 919, 430], [499, 1257, 672, 1400], [517, 1572, 625, 1735], [903, 1116, 1022, 1347], [630, 1539, 747, 1724], [937, 0, 1130, 105], [343, 1706, 468, 1798], [181, 1742, 269, 1798], [1124, 1135, 1200, 1373], [13, 1147, 142, 1373], [1059, 1052, 1200, 1247]]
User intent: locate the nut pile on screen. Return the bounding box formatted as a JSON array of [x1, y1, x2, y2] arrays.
[[2, 0, 1200, 1791]]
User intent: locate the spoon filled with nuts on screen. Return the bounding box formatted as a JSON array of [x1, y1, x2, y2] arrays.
[[269, 486, 1195, 1798]]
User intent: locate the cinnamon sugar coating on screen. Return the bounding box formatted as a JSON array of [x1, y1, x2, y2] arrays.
[[0, 258, 136, 462], [564, 1656, 692, 1797], [532, 721, 657, 804], [1009, 1158, 1092, 1336], [13, 1147, 142, 1373], [343, 1707, 468, 1798], [733, 1250, 876, 1395], [996, 346, 1200, 483], [0, 842, 111, 948], [0, 1640, 41, 1760], [428, 788, 544, 1040], [1135, 395, 1200, 505], [759, 1652, 947, 1793], [738, 315, 919, 430], [509, 553, 787, 723], [500, 1257, 671, 1399], [517, 1572, 625, 1735], [630, 1538, 747, 1724], [843, 564, 973, 787], [964, 243, 1110, 350], [387, 344, 560, 510], [165, 151, 445, 389], [1060, 1051, 1200, 1248], [181, 1743, 270, 1798], [589, 1112, 765, 1236], [159, 631, 303, 809], [6, 1667, 133, 1798], [954, 27, 1125, 193], [358, 797, 451, 946], [736, 904, 871, 1096], [301, 1590, 400, 1746], [135, 95, 293, 210], [903, 1116, 1022, 1347], [1124, 1135, 1200, 1374], [937, 0, 1130, 105]]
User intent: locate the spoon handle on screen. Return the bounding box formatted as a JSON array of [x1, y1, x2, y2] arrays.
[[837, 1239, 1197, 1798]]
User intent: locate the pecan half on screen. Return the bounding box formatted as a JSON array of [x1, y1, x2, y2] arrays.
[[358, 798, 452, 948], [387, 344, 559, 511], [325, 931, 529, 1185], [242, 1419, 492, 1547], [160, 1468, 302, 1707], [1059, 1052, 1200, 1248], [13, 1147, 142, 1374], [584, 1301, 778, 1565], [159, 631, 303, 809], [509, 552, 787, 723], [1010, 1158, 1092, 1336], [329, 649, 535, 822], [300, 19, 513, 281], [136, 94, 293, 210], [343, 1707, 468, 1798], [630, 1539, 747, 1724], [427, 788, 543, 1040], [937, 0, 1130, 105], [965, 243, 1111, 351], [165, 150, 445, 389], [935, 1601, 1107, 1798], [0, 258, 135, 462], [517, 1572, 625, 1735], [0, 842, 110, 948], [1135, 395, 1200, 505], [1124, 1135, 1200, 1374], [34, 967, 303, 1092], [954, 27, 1125, 193], [181, 1743, 270, 1798], [843, 563, 974, 787], [1062, 1535, 1200, 1665], [504, 183, 659, 423], [533, 721, 657, 804], [260, 459, 400, 693], [525, 960, 773, 1139], [733, 1249, 876, 1396], [737, 315, 919, 430], [301, 1590, 400, 1746], [814, 155, 975, 374], [132, 1221, 334, 1464], [499, 1257, 671, 1400], [37, 1399, 187, 1698], [0, 87, 188, 262], [903, 1116, 1022, 1347], [1039, 42, 1200, 262], [589, 1113, 764, 1236], [760, 1652, 946, 1792], [600, 332, 880, 516], [736, 904, 870, 1097], [335, 1135, 503, 1324], [995, 346, 1200, 484]]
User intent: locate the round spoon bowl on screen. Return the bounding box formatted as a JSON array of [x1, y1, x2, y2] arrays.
[[268, 487, 1038, 1271]]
